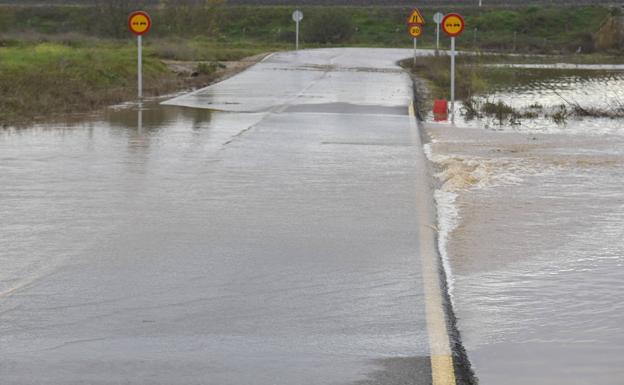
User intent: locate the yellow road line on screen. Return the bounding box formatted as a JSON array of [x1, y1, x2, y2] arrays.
[[408, 102, 457, 385]]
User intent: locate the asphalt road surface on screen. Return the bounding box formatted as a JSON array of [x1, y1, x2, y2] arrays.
[[1, 48, 452, 385]]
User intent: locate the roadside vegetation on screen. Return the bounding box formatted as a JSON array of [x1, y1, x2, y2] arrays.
[[0, 41, 240, 125], [407, 53, 624, 125], [0, 2, 623, 124]]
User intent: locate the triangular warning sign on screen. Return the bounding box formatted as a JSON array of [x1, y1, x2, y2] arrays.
[[407, 9, 425, 24]]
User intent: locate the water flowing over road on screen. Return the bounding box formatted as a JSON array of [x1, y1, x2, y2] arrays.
[[1, 49, 452, 385]]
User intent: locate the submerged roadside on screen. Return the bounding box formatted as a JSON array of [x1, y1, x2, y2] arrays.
[[409, 54, 624, 384]]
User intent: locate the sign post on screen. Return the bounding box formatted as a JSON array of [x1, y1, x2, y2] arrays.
[[292, 10, 303, 51], [128, 11, 152, 100], [408, 24, 423, 65], [138, 35, 143, 99], [433, 12, 444, 52], [407, 9, 425, 66], [441, 13, 465, 123]]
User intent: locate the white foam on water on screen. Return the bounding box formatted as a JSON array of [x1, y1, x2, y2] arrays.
[[433, 189, 459, 303], [425, 143, 458, 300], [424, 142, 546, 302]]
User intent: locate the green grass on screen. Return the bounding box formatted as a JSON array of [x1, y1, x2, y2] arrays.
[[0, 38, 285, 124], [151, 37, 286, 62], [0, 43, 169, 123]]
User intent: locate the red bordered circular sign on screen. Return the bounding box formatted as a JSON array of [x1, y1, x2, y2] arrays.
[[128, 11, 152, 36], [408, 24, 423, 38], [441, 13, 465, 37]]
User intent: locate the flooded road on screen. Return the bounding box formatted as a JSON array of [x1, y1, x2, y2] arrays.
[[0, 49, 448, 384], [426, 68, 624, 385]]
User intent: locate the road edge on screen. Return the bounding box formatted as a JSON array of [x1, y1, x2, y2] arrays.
[[408, 87, 478, 385]]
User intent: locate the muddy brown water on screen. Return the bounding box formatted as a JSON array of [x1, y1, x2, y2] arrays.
[[425, 66, 624, 385]]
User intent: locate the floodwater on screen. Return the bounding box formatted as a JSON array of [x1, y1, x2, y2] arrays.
[[425, 68, 624, 384], [0, 48, 441, 385], [458, 67, 624, 135]]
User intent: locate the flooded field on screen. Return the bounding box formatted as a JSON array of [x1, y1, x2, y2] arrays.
[[457, 66, 624, 135], [425, 66, 624, 384]]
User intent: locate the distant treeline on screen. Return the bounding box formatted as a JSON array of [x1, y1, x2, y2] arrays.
[[0, 0, 622, 5], [0, 1, 225, 38], [0, 1, 617, 54]]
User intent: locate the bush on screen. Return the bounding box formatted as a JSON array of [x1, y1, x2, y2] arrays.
[[303, 9, 354, 44]]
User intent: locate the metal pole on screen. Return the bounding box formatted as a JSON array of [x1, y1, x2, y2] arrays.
[[474, 28, 478, 48], [296, 20, 299, 50], [450, 36, 456, 123], [138, 105, 143, 133], [413, 38, 417, 66], [436, 23, 440, 51], [137, 35, 143, 99]]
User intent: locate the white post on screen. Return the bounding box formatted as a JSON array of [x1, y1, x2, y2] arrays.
[[413, 38, 417, 65], [450, 36, 456, 123], [436, 23, 440, 51], [138, 105, 143, 132], [137, 35, 143, 99], [296, 20, 300, 50], [479, 0, 483, 7]]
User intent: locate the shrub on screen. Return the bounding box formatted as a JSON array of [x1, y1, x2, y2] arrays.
[[303, 9, 354, 44]]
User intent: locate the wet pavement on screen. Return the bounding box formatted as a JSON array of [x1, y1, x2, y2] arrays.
[[0, 48, 443, 384]]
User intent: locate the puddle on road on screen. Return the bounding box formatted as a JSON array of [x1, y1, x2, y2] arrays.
[[425, 65, 624, 384], [284, 102, 407, 116]]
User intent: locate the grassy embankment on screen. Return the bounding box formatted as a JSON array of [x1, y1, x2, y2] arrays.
[[0, 4, 620, 124], [0, 37, 281, 124], [1, 43, 160, 123]]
